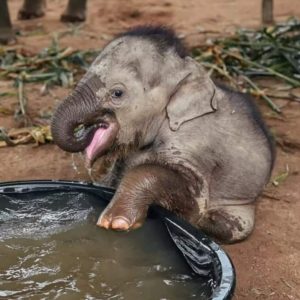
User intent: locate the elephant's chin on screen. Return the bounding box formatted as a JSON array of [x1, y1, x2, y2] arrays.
[[85, 122, 119, 168]]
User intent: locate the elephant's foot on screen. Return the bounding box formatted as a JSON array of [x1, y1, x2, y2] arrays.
[[97, 198, 148, 231], [60, 0, 87, 23], [0, 28, 16, 45], [18, 0, 46, 20], [18, 9, 45, 20], [198, 203, 255, 243], [60, 11, 86, 23]]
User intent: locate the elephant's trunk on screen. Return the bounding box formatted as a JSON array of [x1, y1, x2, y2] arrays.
[[51, 75, 104, 153]]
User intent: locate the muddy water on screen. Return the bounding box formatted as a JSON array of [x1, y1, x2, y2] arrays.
[[0, 192, 210, 300]]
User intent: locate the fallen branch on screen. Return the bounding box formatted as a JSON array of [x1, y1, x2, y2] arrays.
[[0, 126, 52, 147]]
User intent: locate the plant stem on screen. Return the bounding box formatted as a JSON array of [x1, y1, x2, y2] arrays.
[[242, 75, 281, 113]]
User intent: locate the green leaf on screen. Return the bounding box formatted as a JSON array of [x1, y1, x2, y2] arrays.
[[272, 165, 289, 187]]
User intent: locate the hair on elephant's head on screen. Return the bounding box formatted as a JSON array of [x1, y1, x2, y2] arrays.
[[51, 25, 217, 167]]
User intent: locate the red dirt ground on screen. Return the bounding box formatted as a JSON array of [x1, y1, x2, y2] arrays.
[[0, 1, 300, 299]]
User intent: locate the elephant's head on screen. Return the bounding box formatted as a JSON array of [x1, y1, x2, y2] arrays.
[[51, 26, 217, 167]]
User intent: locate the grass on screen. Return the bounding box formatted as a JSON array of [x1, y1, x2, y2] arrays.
[[1, 19, 300, 146], [0, 37, 98, 88], [0, 36, 99, 139], [192, 18, 300, 113]]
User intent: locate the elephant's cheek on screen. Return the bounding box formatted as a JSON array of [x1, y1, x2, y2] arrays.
[[84, 122, 119, 167]]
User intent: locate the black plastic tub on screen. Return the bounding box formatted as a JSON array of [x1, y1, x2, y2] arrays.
[[0, 180, 235, 300]]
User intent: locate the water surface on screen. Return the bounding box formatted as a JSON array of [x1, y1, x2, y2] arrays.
[[0, 191, 210, 299]]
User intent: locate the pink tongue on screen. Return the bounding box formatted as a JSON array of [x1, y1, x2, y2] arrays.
[[85, 128, 107, 161]]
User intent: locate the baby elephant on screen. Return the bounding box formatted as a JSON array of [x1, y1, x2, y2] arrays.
[[51, 26, 275, 243]]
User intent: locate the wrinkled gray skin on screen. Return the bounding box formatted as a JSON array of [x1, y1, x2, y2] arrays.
[[0, 0, 87, 44], [51, 33, 274, 243]]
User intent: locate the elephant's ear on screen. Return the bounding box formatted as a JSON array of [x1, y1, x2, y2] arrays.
[[166, 57, 217, 131]]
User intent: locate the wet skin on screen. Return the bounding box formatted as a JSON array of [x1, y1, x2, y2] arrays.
[[97, 164, 199, 231]]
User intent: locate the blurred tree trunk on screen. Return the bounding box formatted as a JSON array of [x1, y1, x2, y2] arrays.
[[262, 0, 274, 24], [0, 0, 15, 44]]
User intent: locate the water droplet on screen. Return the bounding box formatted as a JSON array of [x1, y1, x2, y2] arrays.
[[87, 168, 95, 182], [71, 154, 80, 174]]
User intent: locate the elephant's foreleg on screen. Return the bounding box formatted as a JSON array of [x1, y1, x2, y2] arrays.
[[61, 0, 87, 23], [198, 204, 255, 243], [18, 0, 46, 20], [97, 164, 198, 231], [0, 0, 15, 44]]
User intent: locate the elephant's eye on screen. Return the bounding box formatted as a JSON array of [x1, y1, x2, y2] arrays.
[[111, 89, 123, 98]]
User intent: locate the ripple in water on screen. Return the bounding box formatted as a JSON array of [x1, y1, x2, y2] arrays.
[[0, 191, 212, 299]]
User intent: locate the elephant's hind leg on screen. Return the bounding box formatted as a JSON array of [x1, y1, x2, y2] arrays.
[[198, 204, 255, 243]]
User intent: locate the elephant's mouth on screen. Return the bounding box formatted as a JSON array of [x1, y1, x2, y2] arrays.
[[83, 120, 119, 168]]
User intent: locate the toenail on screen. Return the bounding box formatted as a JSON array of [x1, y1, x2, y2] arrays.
[[111, 217, 130, 230]]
